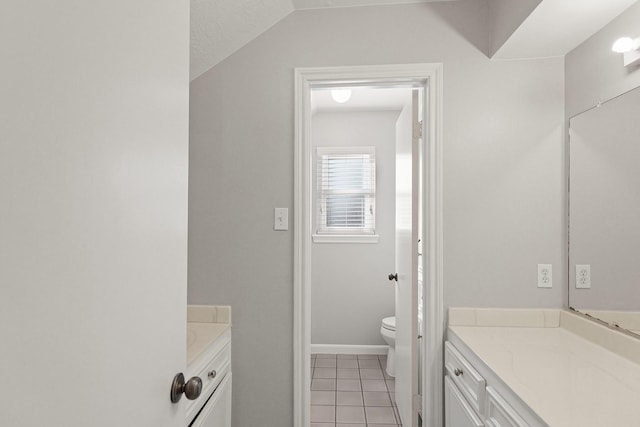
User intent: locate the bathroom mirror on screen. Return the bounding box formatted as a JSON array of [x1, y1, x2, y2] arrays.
[[569, 84, 640, 335]]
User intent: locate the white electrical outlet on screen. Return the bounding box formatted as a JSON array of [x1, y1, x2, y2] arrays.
[[537, 264, 552, 288], [576, 265, 591, 289]]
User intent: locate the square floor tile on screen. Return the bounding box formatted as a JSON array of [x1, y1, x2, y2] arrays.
[[337, 368, 359, 379], [311, 390, 336, 405], [365, 406, 397, 424], [336, 406, 365, 424], [314, 367, 337, 379], [311, 424, 335, 427], [357, 354, 378, 359], [336, 391, 363, 406], [337, 354, 357, 360], [311, 405, 335, 423], [363, 391, 391, 406], [337, 379, 362, 391], [361, 379, 387, 392], [316, 358, 337, 368], [336, 424, 365, 427], [360, 368, 383, 379], [337, 359, 358, 369], [317, 354, 337, 359], [312, 379, 336, 391], [357, 359, 380, 369]]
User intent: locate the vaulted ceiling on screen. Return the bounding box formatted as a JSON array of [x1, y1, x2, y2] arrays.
[[190, 0, 639, 81]]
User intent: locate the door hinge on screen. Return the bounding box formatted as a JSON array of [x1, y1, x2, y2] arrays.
[[413, 120, 423, 139]]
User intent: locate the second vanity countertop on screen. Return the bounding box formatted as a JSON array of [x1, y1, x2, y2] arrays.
[[448, 309, 640, 427]]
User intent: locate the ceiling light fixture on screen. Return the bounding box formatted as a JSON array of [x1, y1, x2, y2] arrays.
[[612, 36, 640, 67], [331, 89, 352, 104]]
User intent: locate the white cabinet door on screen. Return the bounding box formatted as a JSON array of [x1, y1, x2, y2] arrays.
[[484, 387, 529, 427], [445, 376, 485, 427], [0, 0, 189, 425], [191, 374, 232, 427]]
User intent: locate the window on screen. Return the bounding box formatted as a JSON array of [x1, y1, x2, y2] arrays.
[[314, 147, 377, 243]]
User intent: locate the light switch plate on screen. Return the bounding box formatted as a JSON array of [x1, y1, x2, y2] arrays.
[[274, 208, 288, 231], [537, 264, 552, 288]]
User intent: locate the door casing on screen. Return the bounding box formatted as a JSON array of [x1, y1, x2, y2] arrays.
[[293, 63, 444, 427]]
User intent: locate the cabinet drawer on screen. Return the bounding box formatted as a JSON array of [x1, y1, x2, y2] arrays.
[[485, 387, 528, 427], [186, 340, 231, 424], [445, 341, 486, 414]]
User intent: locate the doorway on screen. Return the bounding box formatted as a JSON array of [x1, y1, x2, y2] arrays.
[[294, 64, 444, 427]]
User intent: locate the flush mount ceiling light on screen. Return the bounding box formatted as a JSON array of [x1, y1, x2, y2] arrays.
[[612, 36, 640, 67], [331, 88, 352, 104]]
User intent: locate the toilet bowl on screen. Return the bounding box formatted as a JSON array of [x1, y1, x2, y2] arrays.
[[380, 316, 396, 377]]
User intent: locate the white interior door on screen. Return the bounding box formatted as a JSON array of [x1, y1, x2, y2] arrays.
[[394, 90, 421, 427], [0, 1, 189, 425]]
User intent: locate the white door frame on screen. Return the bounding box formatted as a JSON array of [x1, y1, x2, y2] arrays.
[[293, 63, 444, 427]]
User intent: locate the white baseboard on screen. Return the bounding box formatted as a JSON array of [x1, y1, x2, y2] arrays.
[[311, 344, 388, 355]]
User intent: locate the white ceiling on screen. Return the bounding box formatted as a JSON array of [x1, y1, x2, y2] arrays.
[[190, 0, 453, 80], [293, 0, 455, 9], [492, 0, 639, 59], [311, 87, 413, 114], [190, 0, 640, 81], [190, 0, 294, 80]]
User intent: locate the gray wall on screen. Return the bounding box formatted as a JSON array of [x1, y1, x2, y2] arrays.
[[565, 1, 640, 118], [311, 111, 398, 346], [188, 3, 565, 426], [488, 0, 542, 56]]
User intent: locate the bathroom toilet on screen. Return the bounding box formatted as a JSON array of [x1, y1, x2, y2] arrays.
[[380, 316, 396, 377]]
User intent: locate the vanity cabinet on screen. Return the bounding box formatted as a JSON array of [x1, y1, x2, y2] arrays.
[[444, 341, 534, 427], [445, 376, 485, 427], [190, 374, 232, 427], [186, 306, 232, 427]]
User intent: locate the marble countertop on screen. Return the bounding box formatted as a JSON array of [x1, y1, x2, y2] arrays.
[[448, 309, 640, 427], [187, 305, 231, 365]]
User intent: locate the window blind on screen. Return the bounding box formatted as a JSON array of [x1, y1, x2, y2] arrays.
[[316, 147, 376, 235]]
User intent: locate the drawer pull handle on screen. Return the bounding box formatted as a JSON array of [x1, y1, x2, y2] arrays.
[[208, 370, 217, 380], [454, 368, 463, 377]]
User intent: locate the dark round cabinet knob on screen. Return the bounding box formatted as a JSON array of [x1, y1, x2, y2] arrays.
[[388, 273, 398, 282], [170, 372, 203, 403]]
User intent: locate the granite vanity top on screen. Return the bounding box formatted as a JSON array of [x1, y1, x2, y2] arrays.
[[448, 308, 640, 427]]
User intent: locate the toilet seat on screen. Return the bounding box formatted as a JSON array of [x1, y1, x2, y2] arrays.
[[382, 316, 396, 331]]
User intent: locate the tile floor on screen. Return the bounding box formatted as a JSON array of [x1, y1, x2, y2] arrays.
[[310, 353, 401, 427]]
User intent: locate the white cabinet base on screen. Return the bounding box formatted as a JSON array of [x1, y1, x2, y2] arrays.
[[445, 376, 485, 427], [189, 373, 232, 427]]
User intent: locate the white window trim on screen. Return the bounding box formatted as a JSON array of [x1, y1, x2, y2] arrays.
[[311, 233, 379, 243]]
